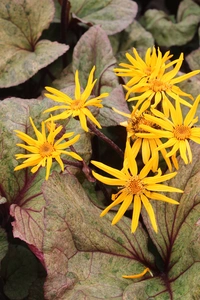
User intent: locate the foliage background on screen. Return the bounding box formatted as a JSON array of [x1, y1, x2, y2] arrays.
[[0, 0, 200, 299]]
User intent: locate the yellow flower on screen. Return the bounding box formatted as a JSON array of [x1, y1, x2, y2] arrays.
[[113, 106, 172, 172], [114, 47, 174, 87], [91, 142, 182, 233], [122, 267, 153, 279], [43, 66, 109, 132], [125, 52, 200, 117], [14, 117, 82, 180], [136, 95, 200, 169]]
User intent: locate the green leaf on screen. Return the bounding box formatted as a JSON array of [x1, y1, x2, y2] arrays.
[[0, 228, 8, 264], [70, 0, 138, 35], [140, 0, 200, 47], [141, 141, 200, 299], [109, 20, 154, 55], [0, 0, 69, 87], [42, 172, 154, 299], [1, 245, 45, 300]]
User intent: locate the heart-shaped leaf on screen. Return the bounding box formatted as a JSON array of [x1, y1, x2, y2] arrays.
[[0, 0, 69, 87], [140, 0, 200, 47], [42, 172, 154, 299], [70, 0, 138, 35], [140, 141, 200, 299]]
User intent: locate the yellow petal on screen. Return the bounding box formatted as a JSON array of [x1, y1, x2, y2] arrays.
[[184, 95, 200, 126], [92, 171, 126, 186], [100, 190, 126, 217], [131, 194, 141, 233], [112, 194, 133, 225], [141, 194, 158, 232], [45, 157, 52, 180], [45, 86, 73, 103], [91, 160, 127, 180], [79, 111, 88, 132], [82, 108, 102, 129], [122, 267, 153, 279], [149, 192, 180, 204], [75, 70, 81, 99], [179, 140, 188, 164], [146, 184, 183, 193]]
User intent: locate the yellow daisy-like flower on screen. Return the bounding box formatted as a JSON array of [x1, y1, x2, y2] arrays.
[[125, 52, 200, 116], [114, 47, 174, 87], [136, 95, 200, 168], [43, 66, 109, 132], [113, 106, 172, 172], [14, 117, 82, 180], [91, 142, 182, 233]]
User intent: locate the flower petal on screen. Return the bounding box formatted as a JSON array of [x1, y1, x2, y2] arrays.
[[131, 194, 141, 233], [141, 194, 158, 233]]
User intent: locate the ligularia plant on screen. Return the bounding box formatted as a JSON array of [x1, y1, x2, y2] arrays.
[[1, 1, 200, 298]]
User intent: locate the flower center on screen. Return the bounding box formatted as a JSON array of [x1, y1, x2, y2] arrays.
[[173, 125, 191, 140], [149, 79, 171, 92], [126, 176, 144, 195], [70, 99, 83, 110], [39, 142, 54, 157], [127, 111, 160, 139]]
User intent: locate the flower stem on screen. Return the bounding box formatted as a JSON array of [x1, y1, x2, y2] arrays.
[[87, 120, 124, 158]]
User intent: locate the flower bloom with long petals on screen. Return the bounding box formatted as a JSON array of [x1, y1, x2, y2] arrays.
[[114, 47, 174, 87], [91, 142, 182, 233], [136, 95, 200, 169], [14, 117, 82, 180], [43, 66, 109, 132], [124, 52, 200, 117], [122, 267, 153, 279], [112, 106, 172, 172]]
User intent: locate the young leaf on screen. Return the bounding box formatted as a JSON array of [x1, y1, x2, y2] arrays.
[[141, 141, 200, 299], [42, 172, 155, 299], [70, 0, 138, 35], [0, 0, 69, 87]]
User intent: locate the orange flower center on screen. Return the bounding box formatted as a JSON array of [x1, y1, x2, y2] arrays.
[[149, 79, 171, 92], [127, 111, 160, 140], [173, 125, 191, 140], [39, 142, 54, 157], [126, 176, 144, 194], [70, 99, 83, 110]]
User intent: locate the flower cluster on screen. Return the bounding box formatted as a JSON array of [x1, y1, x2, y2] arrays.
[[91, 47, 200, 234], [14, 47, 200, 234], [14, 47, 200, 279]]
